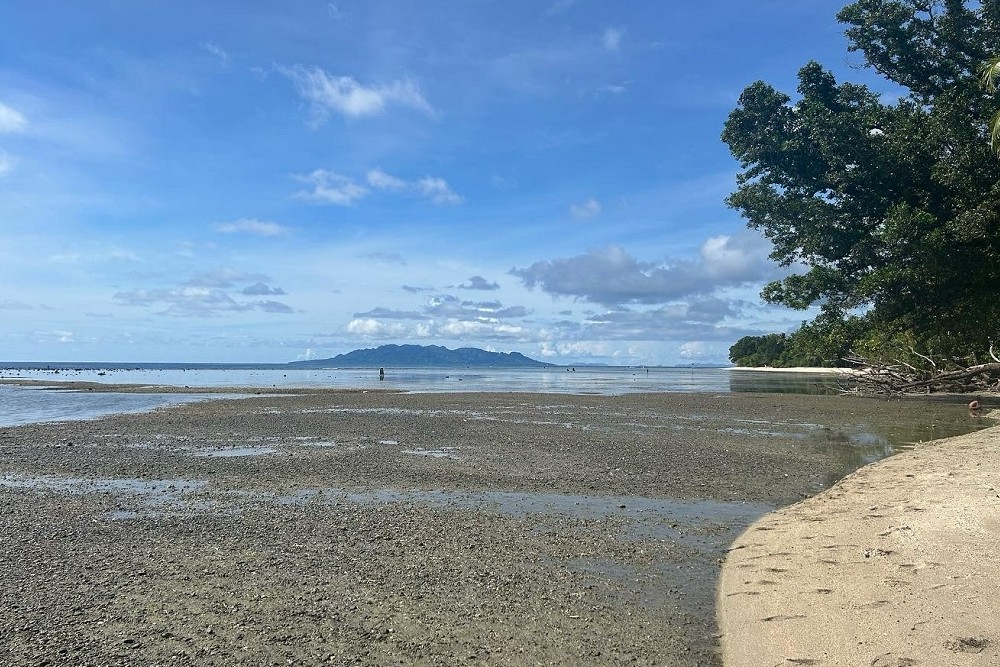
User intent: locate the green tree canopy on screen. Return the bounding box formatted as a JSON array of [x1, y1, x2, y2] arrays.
[[723, 0, 1000, 360]]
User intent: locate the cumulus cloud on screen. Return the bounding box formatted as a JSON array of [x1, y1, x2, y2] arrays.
[[116, 270, 293, 317], [510, 235, 777, 306], [458, 275, 500, 291], [368, 168, 461, 204], [294, 169, 368, 205], [297, 168, 460, 206], [342, 292, 533, 344], [570, 197, 601, 219], [215, 218, 290, 236], [366, 168, 408, 191], [282, 65, 432, 121], [512, 245, 698, 305], [679, 341, 710, 359], [241, 282, 286, 296], [417, 177, 461, 205], [0, 103, 27, 133], [353, 307, 430, 320], [346, 318, 409, 337], [256, 300, 295, 313]]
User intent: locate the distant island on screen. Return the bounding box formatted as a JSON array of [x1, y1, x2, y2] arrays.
[[287, 344, 553, 368]]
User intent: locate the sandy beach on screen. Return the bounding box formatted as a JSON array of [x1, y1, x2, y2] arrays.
[[718, 410, 999, 666], [0, 386, 990, 666]]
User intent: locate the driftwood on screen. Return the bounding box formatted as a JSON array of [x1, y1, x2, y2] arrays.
[[841, 345, 1000, 395]]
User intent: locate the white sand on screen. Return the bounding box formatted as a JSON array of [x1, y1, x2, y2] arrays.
[[718, 412, 1000, 666]]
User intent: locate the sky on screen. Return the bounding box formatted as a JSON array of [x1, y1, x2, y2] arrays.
[[0, 0, 892, 365]]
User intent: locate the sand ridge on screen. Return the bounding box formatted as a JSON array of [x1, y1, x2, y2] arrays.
[[718, 411, 1000, 666]]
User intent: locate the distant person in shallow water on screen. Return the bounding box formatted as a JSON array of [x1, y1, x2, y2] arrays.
[[379, 367, 385, 381]]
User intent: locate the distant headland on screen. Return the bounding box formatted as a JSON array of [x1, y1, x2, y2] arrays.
[[286, 344, 553, 368]]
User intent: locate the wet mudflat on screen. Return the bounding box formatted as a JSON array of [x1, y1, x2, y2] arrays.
[[0, 389, 986, 666]]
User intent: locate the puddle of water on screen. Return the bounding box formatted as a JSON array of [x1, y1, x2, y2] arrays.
[[0, 474, 207, 495], [190, 446, 277, 458], [402, 448, 461, 459], [378, 439, 399, 445]]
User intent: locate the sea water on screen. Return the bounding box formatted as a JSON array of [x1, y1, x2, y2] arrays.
[[0, 384, 235, 428], [0, 363, 843, 393], [0, 363, 844, 427]]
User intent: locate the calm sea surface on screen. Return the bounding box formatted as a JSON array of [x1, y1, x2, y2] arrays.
[[0, 363, 848, 427]]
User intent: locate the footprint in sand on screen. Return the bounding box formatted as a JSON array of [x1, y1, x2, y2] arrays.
[[762, 613, 807, 622], [870, 653, 918, 666], [943, 636, 990, 653]]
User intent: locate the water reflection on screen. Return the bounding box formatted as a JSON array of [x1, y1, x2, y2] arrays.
[[727, 370, 850, 395]]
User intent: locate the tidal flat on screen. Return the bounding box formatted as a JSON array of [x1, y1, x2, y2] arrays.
[[0, 389, 987, 666]]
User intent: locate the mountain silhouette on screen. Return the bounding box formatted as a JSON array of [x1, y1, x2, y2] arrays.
[[287, 344, 552, 368]]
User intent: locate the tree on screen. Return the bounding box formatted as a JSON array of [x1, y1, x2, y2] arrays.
[[722, 0, 1000, 363], [982, 55, 1000, 151], [729, 333, 789, 367]]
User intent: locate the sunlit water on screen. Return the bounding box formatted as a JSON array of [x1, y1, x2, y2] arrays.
[[1, 363, 843, 392], [0, 364, 848, 427], [0, 384, 234, 427]]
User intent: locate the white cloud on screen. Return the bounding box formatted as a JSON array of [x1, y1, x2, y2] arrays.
[[458, 276, 500, 291], [366, 168, 408, 191], [215, 218, 290, 236], [242, 282, 286, 296], [0, 103, 27, 133], [115, 275, 294, 317], [438, 319, 525, 338], [511, 236, 778, 306], [363, 168, 461, 205], [47, 246, 141, 264], [282, 65, 432, 121], [602, 28, 623, 53], [417, 176, 461, 205], [570, 197, 601, 219], [679, 341, 709, 358], [346, 318, 408, 336], [699, 234, 774, 281], [596, 82, 629, 96], [294, 169, 368, 205]]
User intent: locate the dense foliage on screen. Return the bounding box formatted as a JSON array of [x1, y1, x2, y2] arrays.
[[723, 0, 1000, 367], [729, 309, 868, 367]]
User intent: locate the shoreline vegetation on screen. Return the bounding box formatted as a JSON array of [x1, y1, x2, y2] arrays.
[[718, 411, 1000, 665], [0, 385, 993, 665]]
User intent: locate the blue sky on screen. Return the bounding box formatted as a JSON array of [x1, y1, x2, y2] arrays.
[[0, 0, 888, 365]]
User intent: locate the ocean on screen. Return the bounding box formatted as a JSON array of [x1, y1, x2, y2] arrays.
[[1, 363, 844, 427]]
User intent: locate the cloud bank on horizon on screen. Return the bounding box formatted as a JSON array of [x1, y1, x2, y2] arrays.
[[0, 1, 877, 365]]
